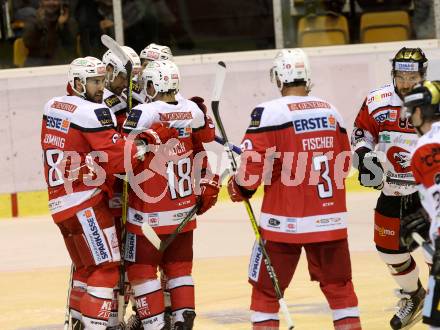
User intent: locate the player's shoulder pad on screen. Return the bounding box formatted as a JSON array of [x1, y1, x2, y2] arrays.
[[364, 84, 396, 111], [186, 99, 205, 129], [55, 96, 115, 130], [124, 103, 157, 130], [247, 98, 290, 132]]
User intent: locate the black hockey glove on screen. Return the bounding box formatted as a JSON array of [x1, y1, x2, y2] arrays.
[[400, 207, 430, 252], [432, 238, 440, 279], [355, 147, 384, 190]]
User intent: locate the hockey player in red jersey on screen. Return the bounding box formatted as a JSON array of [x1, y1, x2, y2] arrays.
[[41, 56, 177, 330], [122, 60, 219, 330], [352, 47, 428, 330], [227, 49, 361, 330], [129, 43, 174, 106], [400, 80, 440, 330], [102, 46, 142, 328], [102, 46, 141, 131]]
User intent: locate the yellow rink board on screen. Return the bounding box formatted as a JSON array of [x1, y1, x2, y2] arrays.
[[0, 252, 428, 330], [0, 172, 370, 219]]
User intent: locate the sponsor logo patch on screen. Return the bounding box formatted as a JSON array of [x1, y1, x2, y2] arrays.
[[176, 126, 192, 138], [159, 112, 193, 121], [94, 108, 114, 127], [148, 213, 159, 226], [373, 109, 397, 123], [288, 101, 331, 111], [286, 218, 297, 233], [77, 207, 111, 265], [367, 91, 392, 105], [293, 114, 336, 133], [249, 107, 264, 128], [104, 95, 122, 108], [46, 115, 70, 133], [51, 101, 77, 113], [248, 243, 263, 282], [124, 232, 136, 262], [268, 218, 281, 228], [124, 109, 142, 129]]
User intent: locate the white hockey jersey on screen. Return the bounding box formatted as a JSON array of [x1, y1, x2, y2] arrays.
[[352, 84, 418, 196], [122, 98, 207, 235]]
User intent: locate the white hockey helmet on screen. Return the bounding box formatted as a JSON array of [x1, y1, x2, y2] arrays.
[[68, 56, 106, 98], [141, 60, 180, 100], [140, 43, 173, 62], [102, 46, 142, 82], [270, 48, 312, 91]]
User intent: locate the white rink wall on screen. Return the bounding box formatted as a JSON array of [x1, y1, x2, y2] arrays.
[[1, 40, 440, 194]]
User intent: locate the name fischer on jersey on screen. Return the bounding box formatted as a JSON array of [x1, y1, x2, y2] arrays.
[[302, 136, 334, 151]]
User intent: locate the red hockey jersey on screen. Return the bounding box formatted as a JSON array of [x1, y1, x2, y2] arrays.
[[410, 122, 440, 242], [41, 95, 136, 223], [237, 95, 351, 243], [122, 98, 207, 235], [351, 84, 418, 196]]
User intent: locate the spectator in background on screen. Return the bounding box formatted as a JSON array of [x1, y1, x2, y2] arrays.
[[22, 0, 77, 67], [413, 0, 435, 40], [73, 0, 112, 58]]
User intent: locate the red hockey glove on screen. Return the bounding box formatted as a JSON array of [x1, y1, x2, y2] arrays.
[[197, 174, 220, 215], [227, 176, 256, 202], [190, 96, 215, 143], [138, 122, 178, 145]]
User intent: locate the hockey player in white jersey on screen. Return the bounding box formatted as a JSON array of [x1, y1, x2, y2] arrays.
[[130, 43, 174, 106], [400, 80, 440, 330], [41, 56, 177, 330], [351, 47, 429, 330], [102, 46, 141, 130], [122, 60, 219, 330]]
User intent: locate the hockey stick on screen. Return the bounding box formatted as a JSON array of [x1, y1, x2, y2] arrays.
[[214, 135, 242, 155], [63, 264, 74, 330], [101, 34, 136, 324], [412, 232, 434, 257], [211, 61, 294, 329]]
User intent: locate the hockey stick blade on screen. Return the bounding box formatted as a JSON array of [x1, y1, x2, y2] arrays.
[[212, 61, 226, 102], [141, 222, 161, 250], [101, 34, 133, 72], [412, 232, 434, 257]]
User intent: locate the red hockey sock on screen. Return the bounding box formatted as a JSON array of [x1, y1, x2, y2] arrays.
[[334, 317, 362, 330]]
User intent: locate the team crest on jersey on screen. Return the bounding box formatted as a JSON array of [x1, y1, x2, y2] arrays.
[[387, 146, 411, 173], [104, 95, 122, 108], [94, 108, 114, 127], [124, 109, 142, 129], [249, 107, 264, 128]]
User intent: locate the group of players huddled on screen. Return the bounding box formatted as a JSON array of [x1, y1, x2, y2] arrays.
[[40, 41, 440, 330]]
